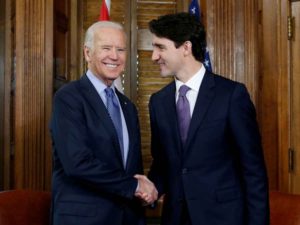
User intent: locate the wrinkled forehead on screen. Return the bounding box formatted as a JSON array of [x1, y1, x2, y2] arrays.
[[94, 28, 127, 46]]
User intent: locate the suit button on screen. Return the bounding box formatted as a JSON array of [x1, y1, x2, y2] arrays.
[[182, 168, 188, 174]]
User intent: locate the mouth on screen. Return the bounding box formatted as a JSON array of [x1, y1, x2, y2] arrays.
[[158, 62, 166, 69], [104, 63, 119, 69], [156, 60, 164, 66]]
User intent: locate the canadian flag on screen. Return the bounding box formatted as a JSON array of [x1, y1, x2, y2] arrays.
[[98, 0, 124, 93], [98, 0, 110, 21]]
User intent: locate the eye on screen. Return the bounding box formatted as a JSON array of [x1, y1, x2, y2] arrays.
[[117, 48, 126, 52], [153, 44, 165, 51], [102, 46, 111, 51]]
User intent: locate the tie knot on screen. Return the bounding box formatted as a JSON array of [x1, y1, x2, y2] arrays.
[[178, 85, 190, 97], [105, 87, 114, 97]]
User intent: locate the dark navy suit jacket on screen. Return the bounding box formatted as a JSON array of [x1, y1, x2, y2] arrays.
[[50, 75, 145, 225], [148, 71, 269, 225]]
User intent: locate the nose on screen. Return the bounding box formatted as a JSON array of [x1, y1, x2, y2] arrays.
[[109, 48, 118, 60], [151, 49, 159, 61]]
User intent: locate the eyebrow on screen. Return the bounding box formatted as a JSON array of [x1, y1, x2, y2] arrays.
[[100, 45, 126, 50], [152, 43, 165, 49]]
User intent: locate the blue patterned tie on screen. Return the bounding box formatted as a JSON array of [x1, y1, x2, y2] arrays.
[[105, 87, 124, 165], [176, 85, 191, 144]]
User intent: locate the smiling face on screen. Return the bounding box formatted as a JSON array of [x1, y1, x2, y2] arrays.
[[151, 35, 185, 77], [84, 27, 126, 86]]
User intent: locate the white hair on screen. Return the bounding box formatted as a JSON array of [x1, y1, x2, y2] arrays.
[[84, 21, 125, 49]]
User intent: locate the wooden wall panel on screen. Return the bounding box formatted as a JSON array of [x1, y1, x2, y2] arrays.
[[14, 0, 53, 190], [258, 0, 281, 190], [243, 0, 260, 102], [2, 0, 13, 190], [0, 0, 5, 190], [206, 0, 259, 103], [277, 0, 290, 193]]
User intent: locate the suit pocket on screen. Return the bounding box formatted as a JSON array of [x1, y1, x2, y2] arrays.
[[215, 186, 241, 203], [57, 201, 97, 217]]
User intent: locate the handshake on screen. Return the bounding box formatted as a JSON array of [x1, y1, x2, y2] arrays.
[[134, 175, 158, 205]]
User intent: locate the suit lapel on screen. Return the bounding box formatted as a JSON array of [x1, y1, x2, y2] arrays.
[[185, 72, 215, 151], [77, 75, 124, 166], [115, 90, 133, 171], [160, 82, 183, 156]]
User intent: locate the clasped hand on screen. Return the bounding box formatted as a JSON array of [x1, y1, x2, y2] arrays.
[[134, 174, 158, 205]]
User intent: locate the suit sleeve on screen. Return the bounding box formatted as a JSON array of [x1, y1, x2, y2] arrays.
[[51, 90, 138, 199], [148, 95, 167, 197], [228, 84, 269, 225]]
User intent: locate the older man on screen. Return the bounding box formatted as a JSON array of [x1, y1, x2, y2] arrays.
[[50, 21, 157, 225]]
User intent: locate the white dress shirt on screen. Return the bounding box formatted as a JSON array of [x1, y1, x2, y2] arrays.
[[86, 70, 129, 165], [175, 65, 206, 116]]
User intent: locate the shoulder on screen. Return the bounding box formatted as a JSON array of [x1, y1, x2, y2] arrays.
[[52, 76, 88, 108], [211, 72, 241, 87], [208, 73, 253, 110], [207, 72, 247, 95], [150, 81, 175, 101], [54, 80, 78, 100], [54, 75, 89, 99]]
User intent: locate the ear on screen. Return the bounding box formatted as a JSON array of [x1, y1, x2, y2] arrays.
[[183, 41, 192, 56], [84, 46, 92, 62]]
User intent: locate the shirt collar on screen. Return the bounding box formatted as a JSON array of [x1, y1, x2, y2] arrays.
[[86, 70, 116, 94], [175, 65, 206, 93]]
